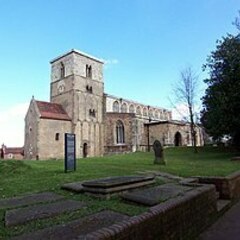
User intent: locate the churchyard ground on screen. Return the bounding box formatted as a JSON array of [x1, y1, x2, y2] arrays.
[[0, 146, 240, 238]]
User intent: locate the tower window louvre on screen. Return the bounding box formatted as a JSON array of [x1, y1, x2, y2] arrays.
[[86, 65, 92, 78], [60, 62, 65, 78]]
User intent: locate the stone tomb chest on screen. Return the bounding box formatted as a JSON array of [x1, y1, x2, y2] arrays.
[[82, 175, 155, 197]]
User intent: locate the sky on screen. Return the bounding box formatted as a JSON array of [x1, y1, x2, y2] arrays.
[[0, 0, 239, 146]]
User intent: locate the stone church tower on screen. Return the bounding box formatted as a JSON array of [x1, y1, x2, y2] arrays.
[[24, 49, 205, 160], [50, 49, 105, 158]]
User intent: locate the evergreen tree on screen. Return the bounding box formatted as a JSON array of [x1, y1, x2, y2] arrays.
[[201, 34, 240, 146]]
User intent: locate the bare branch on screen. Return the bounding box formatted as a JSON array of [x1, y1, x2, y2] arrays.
[[171, 66, 199, 153], [233, 10, 240, 31]]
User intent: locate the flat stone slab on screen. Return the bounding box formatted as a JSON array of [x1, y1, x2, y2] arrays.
[[122, 183, 194, 206], [231, 156, 240, 161], [0, 192, 64, 209], [5, 200, 86, 226], [82, 175, 155, 195], [12, 210, 129, 240], [61, 182, 84, 193]]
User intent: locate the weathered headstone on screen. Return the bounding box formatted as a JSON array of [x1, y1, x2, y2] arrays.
[[153, 140, 165, 165]]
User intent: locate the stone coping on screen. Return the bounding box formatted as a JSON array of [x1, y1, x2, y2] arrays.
[[197, 170, 240, 200], [0, 192, 64, 209], [195, 171, 240, 180]]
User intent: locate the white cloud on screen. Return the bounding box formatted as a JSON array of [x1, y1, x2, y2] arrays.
[[171, 103, 189, 121], [103, 59, 119, 69], [0, 102, 29, 147], [172, 103, 202, 121]]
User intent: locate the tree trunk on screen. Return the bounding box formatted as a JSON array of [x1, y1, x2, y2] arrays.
[[189, 105, 198, 153]]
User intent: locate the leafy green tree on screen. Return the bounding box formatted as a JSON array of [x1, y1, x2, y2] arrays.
[[201, 34, 240, 146]]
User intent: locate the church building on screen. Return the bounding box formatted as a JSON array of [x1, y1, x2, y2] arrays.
[[24, 49, 204, 160]]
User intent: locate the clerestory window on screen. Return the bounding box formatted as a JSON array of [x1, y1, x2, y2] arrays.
[[113, 101, 120, 112]]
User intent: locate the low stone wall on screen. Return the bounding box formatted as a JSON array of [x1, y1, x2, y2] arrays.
[[198, 171, 240, 200], [83, 184, 217, 240], [104, 145, 132, 155]]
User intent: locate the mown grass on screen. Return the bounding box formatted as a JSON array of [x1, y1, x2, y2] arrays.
[[0, 146, 239, 238], [1, 146, 240, 197]]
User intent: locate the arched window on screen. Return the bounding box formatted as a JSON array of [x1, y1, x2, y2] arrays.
[[60, 62, 65, 78], [136, 106, 142, 115], [113, 101, 120, 112], [143, 108, 148, 116], [159, 110, 163, 120], [162, 110, 167, 120], [116, 120, 125, 144], [121, 103, 127, 113], [86, 65, 92, 78], [129, 104, 135, 113], [149, 109, 154, 118], [155, 110, 160, 119]]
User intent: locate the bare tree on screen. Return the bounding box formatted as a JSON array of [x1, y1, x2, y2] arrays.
[[233, 10, 240, 31], [172, 67, 199, 153]]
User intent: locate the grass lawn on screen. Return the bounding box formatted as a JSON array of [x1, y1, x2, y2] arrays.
[[0, 146, 240, 238]]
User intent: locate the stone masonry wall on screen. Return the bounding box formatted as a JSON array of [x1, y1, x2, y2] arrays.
[[50, 50, 105, 158], [142, 122, 203, 148], [24, 100, 39, 160], [38, 119, 71, 159], [84, 184, 217, 240], [104, 113, 136, 154], [51, 50, 103, 83], [198, 171, 240, 200]]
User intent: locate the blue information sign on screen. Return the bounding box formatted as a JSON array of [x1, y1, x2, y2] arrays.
[[64, 133, 76, 172]]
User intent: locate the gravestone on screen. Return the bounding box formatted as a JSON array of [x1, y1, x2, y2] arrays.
[[5, 200, 86, 226], [122, 183, 194, 206], [153, 140, 165, 165], [12, 210, 129, 240], [0, 192, 64, 209]]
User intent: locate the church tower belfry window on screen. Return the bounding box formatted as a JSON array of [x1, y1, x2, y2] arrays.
[[86, 64, 92, 78], [60, 62, 65, 78]]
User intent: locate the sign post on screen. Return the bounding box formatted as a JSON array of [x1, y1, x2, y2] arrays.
[[64, 133, 76, 172]]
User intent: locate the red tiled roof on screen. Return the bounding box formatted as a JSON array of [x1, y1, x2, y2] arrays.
[[4, 147, 24, 155], [35, 101, 71, 121]]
